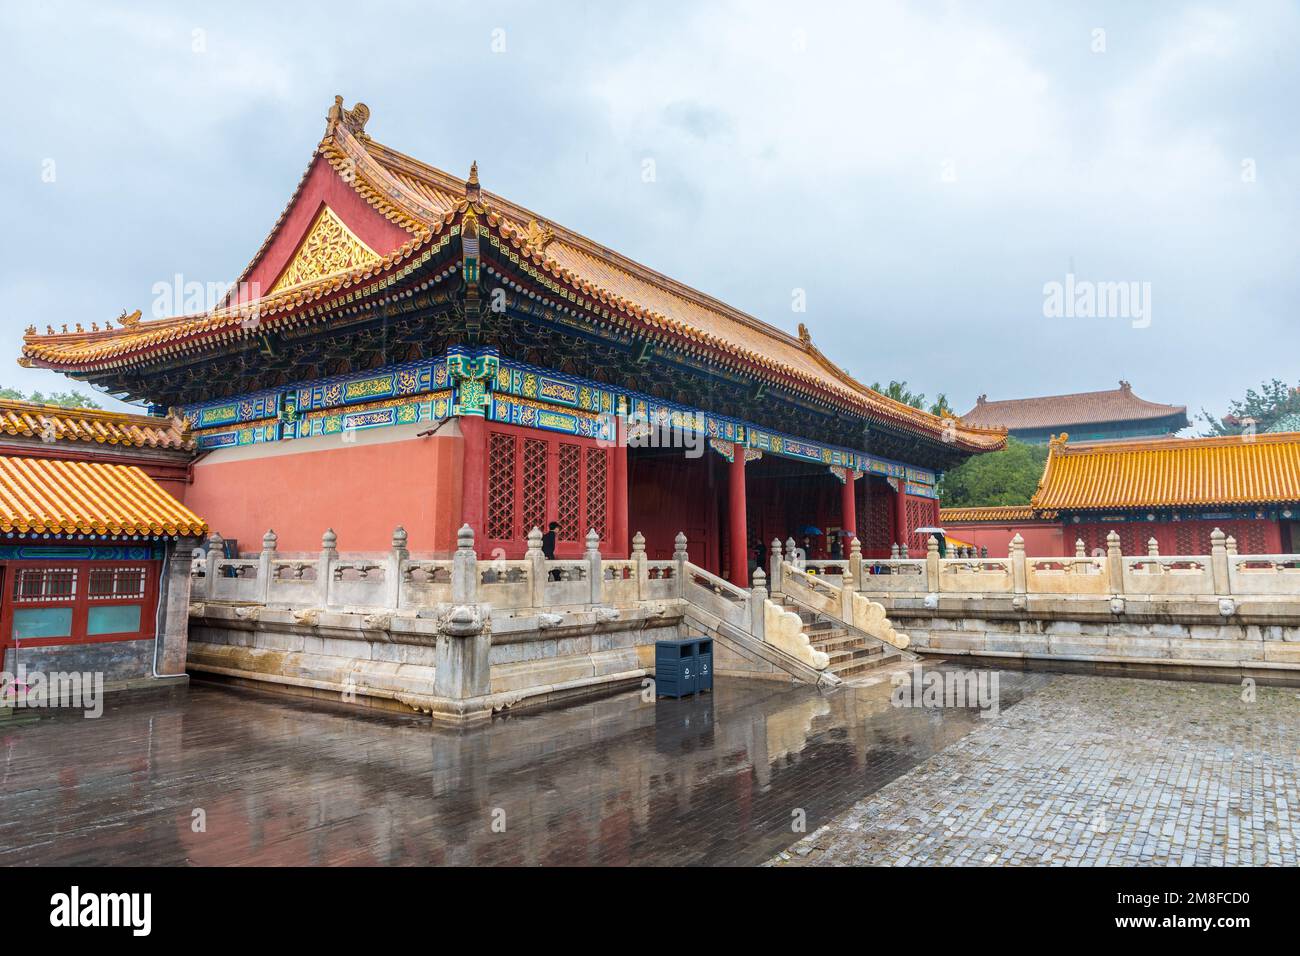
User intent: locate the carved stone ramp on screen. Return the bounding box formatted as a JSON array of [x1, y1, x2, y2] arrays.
[[680, 597, 841, 689]]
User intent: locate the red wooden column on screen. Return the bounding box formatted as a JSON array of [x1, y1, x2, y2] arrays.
[[841, 471, 857, 543], [611, 419, 629, 557], [894, 482, 909, 550], [459, 415, 488, 556], [728, 446, 749, 587]]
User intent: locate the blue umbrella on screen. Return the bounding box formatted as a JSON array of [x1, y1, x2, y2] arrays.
[[800, 525, 823, 535]]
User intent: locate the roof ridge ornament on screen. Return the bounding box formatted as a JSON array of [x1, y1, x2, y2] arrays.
[[523, 218, 555, 256], [466, 160, 481, 201], [797, 322, 811, 346], [327, 95, 370, 139], [118, 309, 141, 328]]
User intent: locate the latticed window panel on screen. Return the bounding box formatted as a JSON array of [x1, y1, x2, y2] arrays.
[[88, 567, 147, 600], [905, 497, 939, 550], [557, 443, 582, 541], [522, 439, 549, 539], [486, 432, 517, 540], [13, 567, 77, 602], [556, 444, 582, 541], [584, 447, 608, 540], [858, 481, 894, 555]]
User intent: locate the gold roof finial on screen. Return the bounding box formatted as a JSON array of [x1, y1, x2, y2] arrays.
[[466, 161, 481, 202], [327, 95, 370, 138], [797, 322, 811, 345]]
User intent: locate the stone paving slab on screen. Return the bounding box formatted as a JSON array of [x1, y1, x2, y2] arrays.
[[772, 675, 1300, 866]]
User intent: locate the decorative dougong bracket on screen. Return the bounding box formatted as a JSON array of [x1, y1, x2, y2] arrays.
[[448, 349, 500, 417]]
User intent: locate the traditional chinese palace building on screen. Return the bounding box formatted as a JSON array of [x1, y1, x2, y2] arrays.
[[0, 401, 204, 690], [962, 381, 1188, 444], [942, 432, 1300, 556], [19, 98, 1004, 587]]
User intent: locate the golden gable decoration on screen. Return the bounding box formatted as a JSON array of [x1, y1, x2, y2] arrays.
[[268, 205, 381, 295]]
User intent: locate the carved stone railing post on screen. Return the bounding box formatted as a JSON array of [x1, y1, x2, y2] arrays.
[[1106, 531, 1124, 594], [388, 526, 408, 609], [435, 523, 490, 705], [257, 529, 276, 603], [1146, 537, 1160, 573], [890, 543, 900, 559], [674, 532, 689, 598], [1225, 535, 1238, 556], [900, 542, 909, 559], [320, 528, 338, 607], [842, 537, 860, 620], [632, 531, 647, 602], [848, 536, 863, 591], [750, 567, 768, 640], [1210, 527, 1230, 595], [926, 535, 940, 592], [526, 527, 546, 608], [1075, 538, 1086, 558], [785, 536, 799, 570], [769, 538, 783, 595], [451, 524, 478, 605], [205, 531, 224, 588], [585, 529, 603, 605], [1010, 533, 1026, 595]]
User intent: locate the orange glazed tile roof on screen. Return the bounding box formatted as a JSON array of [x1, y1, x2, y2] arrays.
[[940, 505, 1057, 523], [0, 456, 206, 538], [19, 98, 1005, 455], [1030, 432, 1300, 511], [0, 400, 191, 451], [962, 381, 1187, 431]]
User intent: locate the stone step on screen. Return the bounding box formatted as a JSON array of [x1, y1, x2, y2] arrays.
[[822, 645, 885, 665], [810, 632, 865, 652], [828, 651, 899, 678]]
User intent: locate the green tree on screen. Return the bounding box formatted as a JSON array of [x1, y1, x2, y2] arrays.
[[938, 438, 1049, 508], [928, 393, 955, 418], [870, 380, 927, 409], [0, 386, 102, 409], [1197, 378, 1300, 436]]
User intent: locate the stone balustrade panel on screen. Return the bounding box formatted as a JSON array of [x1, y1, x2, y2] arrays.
[[1121, 556, 1214, 596], [939, 559, 1014, 594], [1228, 555, 1300, 595], [1027, 557, 1110, 595]]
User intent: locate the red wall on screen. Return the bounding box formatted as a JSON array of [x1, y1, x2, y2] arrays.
[[1069, 518, 1282, 556], [185, 430, 463, 555], [942, 521, 1065, 557]]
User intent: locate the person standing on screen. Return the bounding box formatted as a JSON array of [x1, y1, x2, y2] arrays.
[[542, 521, 560, 580]]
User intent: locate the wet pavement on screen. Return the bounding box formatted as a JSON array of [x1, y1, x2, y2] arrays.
[[0, 665, 1051, 865], [776, 675, 1300, 866]]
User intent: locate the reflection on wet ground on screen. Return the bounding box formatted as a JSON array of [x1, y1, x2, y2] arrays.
[[0, 664, 1053, 865]]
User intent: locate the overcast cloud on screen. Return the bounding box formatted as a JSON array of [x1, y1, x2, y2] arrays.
[[1, 0, 1296, 424]]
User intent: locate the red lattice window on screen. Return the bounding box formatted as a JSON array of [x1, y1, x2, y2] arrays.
[[522, 439, 549, 538], [905, 497, 939, 551], [487, 432, 517, 541], [87, 567, 146, 600], [585, 447, 608, 540], [557, 443, 582, 541]]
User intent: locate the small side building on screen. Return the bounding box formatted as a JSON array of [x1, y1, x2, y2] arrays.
[[937, 505, 1063, 558], [1032, 432, 1300, 555], [0, 401, 206, 696]]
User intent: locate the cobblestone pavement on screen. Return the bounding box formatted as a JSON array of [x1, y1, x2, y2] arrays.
[[772, 675, 1300, 866]]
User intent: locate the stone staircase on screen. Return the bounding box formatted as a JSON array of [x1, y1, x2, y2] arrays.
[[779, 596, 903, 679]]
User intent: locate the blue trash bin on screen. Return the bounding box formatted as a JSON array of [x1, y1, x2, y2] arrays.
[[695, 638, 713, 693], [654, 639, 698, 698]]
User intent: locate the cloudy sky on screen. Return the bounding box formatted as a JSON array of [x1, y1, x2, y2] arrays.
[[2, 0, 1296, 427]]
